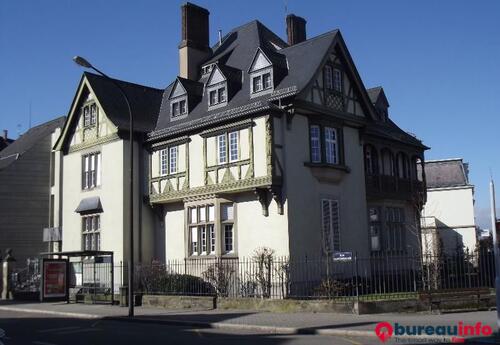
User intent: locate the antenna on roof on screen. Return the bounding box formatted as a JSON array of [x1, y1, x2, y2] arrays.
[[284, 0, 288, 14], [29, 101, 32, 129], [218, 29, 222, 46]]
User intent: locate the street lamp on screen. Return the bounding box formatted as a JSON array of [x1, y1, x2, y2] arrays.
[[73, 56, 135, 317]]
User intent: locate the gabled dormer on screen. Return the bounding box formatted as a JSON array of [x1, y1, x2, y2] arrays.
[[168, 79, 188, 120], [205, 63, 242, 110], [206, 65, 228, 109], [367, 86, 389, 122], [168, 77, 204, 121], [248, 47, 287, 98]]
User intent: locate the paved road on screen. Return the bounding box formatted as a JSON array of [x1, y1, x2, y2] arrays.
[[0, 309, 377, 345], [0, 310, 497, 345]]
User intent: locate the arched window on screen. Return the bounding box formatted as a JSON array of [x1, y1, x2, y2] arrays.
[[396, 152, 410, 179], [381, 149, 395, 176], [364, 145, 379, 175]]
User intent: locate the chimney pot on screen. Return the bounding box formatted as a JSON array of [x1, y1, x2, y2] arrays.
[[3, 129, 7, 140], [286, 14, 307, 46]]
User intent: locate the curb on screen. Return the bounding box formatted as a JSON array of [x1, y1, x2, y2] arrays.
[[0, 306, 496, 342]]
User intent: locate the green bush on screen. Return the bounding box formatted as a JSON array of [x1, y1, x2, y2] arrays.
[[138, 263, 214, 296]]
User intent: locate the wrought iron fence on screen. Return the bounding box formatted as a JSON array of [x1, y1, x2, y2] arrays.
[[127, 249, 496, 300]]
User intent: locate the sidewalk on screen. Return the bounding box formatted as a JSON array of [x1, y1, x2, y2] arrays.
[[0, 300, 497, 340]]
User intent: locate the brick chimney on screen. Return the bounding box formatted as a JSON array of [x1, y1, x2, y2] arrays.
[[286, 14, 307, 46], [179, 2, 211, 80]]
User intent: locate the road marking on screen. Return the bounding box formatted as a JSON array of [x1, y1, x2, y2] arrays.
[[38, 326, 80, 333], [33, 341, 58, 345], [57, 328, 100, 335], [336, 336, 364, 345]]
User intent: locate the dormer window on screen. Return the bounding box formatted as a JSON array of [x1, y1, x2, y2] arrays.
[[172, 99, 187, 118], [248, 48, 277, 97], [209, 86, 226, 106], [83, 103, 98, 127], [251, 72, 272, 94]]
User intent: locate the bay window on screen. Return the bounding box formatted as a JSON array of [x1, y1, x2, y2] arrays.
[[188, 204, 215, 256], [309, 124, 341, 165], [187, 202, 235, 257]]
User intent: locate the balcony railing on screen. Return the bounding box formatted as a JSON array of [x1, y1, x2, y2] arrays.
[[365, 174, 424, 200]]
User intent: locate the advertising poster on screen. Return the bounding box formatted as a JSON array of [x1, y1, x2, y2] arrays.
[[42, 259, 68, 300]]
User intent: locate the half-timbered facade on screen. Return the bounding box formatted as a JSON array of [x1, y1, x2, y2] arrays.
[[54, 3, 428, 269], [146, 3, 428, 262]]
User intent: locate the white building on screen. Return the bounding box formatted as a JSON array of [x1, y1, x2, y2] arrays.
[[421, 158, 477, 255]]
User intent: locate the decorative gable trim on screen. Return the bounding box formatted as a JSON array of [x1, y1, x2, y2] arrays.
[[54, 75, 117, 152], [168, 79, 188, 100], [207, 65, 227, 86], [248, 48, 272, 73]]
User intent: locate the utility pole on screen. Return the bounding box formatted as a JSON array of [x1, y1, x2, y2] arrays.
[[490, 179, 500, 332]]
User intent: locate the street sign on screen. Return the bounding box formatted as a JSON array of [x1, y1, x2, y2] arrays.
[[333, 251, 353, 261]]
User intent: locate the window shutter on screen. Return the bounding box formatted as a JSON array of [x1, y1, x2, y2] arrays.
[[96, 153, 102, 186], [321, 199, 341, 254], [321, 199, 332, 254], [331, 200, 340, 251]]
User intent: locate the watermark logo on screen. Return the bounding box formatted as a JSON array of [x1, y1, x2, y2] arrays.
[[375, 322, 394, 342]]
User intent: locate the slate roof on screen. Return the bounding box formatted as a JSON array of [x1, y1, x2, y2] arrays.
[[0, 116, 65, 170], [424, 159, 470, 189], [367, 86, 383, 104], [151, 20, 339, 139], [84, 72, 163, 133]]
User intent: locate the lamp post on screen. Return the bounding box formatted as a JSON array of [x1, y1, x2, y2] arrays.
[[490, 179, 500, 332], [73, 56, 135, 317]]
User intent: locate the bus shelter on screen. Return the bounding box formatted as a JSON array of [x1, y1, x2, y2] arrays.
[[39, 250, 114, 304]]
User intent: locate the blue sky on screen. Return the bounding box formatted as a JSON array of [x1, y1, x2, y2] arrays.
[[0, 1, 498, 227]]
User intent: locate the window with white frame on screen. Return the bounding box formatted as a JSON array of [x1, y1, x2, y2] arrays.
[[160, 149, 168, 175], [171, 99, 187, 117], [169, 146, 178, 174], [251, 72, 272, 93], [188, 205, 215, 256], [309, 124, 342, 165], [221, 203, 234, 253], [217, 134, 227, 164], [83, 103, 98, 127], [159, 146, 179, 176], [321, 199, 340, 254], [324, 127, 338, 164], [229, 131, 238, 162], [82, 152, 101, 190], [208, 86, 227, 107], [217, 131, 239, 164], [310, 125, 321, 163], [82, 214, 101, 251], [385, 207, 405, 252]]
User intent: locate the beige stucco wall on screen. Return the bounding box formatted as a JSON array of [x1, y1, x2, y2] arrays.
[[279, 113, 370, 259], [61, 139, 125, 262]]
